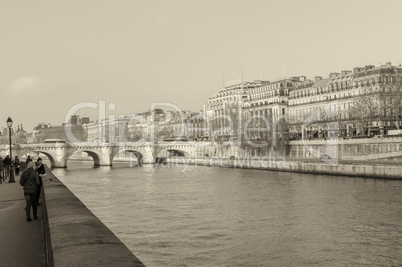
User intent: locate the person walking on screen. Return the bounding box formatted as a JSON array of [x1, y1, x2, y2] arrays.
[[35, 157, 46, 205], [13, 156, 20, 176], [3, 155, 11, 180], [25, 155, 32, 167], [19, 162, 40, 222], [0, 156, 3, 182]]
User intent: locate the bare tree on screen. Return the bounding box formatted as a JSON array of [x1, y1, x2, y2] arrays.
[[348, 88, 381, 136], [287, 111, 310, 139], [381, 92, 402, 130], [156, 127, 172, 141]]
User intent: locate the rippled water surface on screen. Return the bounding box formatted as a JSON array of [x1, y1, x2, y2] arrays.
[[51, 162, 402, 266]]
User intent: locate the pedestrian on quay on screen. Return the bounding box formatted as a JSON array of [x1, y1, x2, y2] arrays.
[[25, 155, 32, 168], [0, 156, 4, 182], [35, 157, 46, 205], [3, 155, 11, 180], [13, 156, 20, 176], [19, 161, 39, 222]]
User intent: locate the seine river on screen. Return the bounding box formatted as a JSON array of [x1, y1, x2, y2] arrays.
[[51, 161, 402, 266]]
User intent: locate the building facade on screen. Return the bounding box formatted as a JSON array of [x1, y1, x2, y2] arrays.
[[243, 76, 306, 141], [206, 80, 264, 141], [288, 63, 402, 139]]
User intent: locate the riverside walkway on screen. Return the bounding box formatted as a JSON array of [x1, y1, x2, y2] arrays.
[[0, 177, 46, 266], [1, 166, 145, 267]]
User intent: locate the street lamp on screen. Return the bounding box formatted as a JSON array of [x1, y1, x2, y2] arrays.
[[7, 117, 15, 183]]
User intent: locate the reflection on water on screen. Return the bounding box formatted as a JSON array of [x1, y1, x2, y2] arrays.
[[51, 161, 402, 266]]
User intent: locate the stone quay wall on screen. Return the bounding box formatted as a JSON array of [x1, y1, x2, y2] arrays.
[[42, 166, 144, 267], [166, 137, 402, 179], [234, 160, 402, 180], [164, 158, 402, 180], [288, 137, 402, 162]]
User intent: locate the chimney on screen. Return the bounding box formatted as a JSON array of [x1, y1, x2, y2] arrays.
[[340, 70, 352, 77], [314, 76, 322, 83], [291, 76, 305, 82], [365, 65, 375, 71], [353, 67, 365, 74], [329, 72, 340, 78]]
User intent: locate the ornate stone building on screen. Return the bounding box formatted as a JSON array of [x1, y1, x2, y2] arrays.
[[288, 62, 402, 139], [184, 112, 207, 141], [206, 80, 265, 141], [243, 76, 306, 141]]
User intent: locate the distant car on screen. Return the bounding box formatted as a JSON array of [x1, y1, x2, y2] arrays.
[[163, 137, 189, 142], [319, 154, 331, 159], [43, 139, 66, 144]]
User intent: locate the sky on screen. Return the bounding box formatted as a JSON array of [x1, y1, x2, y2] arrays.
[[1, 0, 402, 131]]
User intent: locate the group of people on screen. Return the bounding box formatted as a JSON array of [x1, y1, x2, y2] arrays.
[[19, 156, 46, 222], [0, 155, 22, 181]]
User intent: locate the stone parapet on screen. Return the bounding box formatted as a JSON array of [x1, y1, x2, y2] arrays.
[[42, 166, 144, 266]]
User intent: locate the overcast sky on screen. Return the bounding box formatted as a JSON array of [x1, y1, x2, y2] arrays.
[[1, 0, 402, 131]]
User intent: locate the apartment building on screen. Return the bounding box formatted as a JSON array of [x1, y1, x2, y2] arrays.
[[288, 63, 402, 139], [206, 80, 264, 140]]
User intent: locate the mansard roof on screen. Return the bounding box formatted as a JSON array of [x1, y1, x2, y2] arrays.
[[313, 78, 330, 88], [354, 64, 402, 78], [293, 81, 314, 90], [329, 74, 353, 83]]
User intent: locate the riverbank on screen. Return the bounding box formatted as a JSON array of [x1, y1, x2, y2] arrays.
[[163, 157, 402, 180], [72, 153, 402, 180], [42, 166, 145, 266]]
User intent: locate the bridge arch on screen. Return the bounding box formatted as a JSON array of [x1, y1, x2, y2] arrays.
[[68, 149, 105, 166], [33, 150, 56, 165], [15, 149, 57, 167], [157, 148, 191, 158], [114, 149, 145, 166]]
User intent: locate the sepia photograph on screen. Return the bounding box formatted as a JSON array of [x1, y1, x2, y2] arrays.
[[0, 0, 401, 266]]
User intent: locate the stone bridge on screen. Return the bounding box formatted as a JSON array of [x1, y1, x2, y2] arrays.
[[0, 141, 209, 168]]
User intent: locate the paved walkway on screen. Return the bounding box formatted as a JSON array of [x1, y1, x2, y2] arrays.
[[0, 176, 46, 266]]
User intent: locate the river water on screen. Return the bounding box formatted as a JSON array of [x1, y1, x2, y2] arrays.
[[50, 161, 402, 266]]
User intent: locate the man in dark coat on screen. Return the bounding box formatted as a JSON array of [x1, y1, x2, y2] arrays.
[[3, 155, 11, 180], [25, 155, 33, 166], [35, 157, 46, 205], [20, 162, 40, 222], [0, 156, 3, 181], [13, 156, 20, 176]]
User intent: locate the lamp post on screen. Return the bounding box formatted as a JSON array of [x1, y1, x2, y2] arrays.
[[7, 117, 15, 183]]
